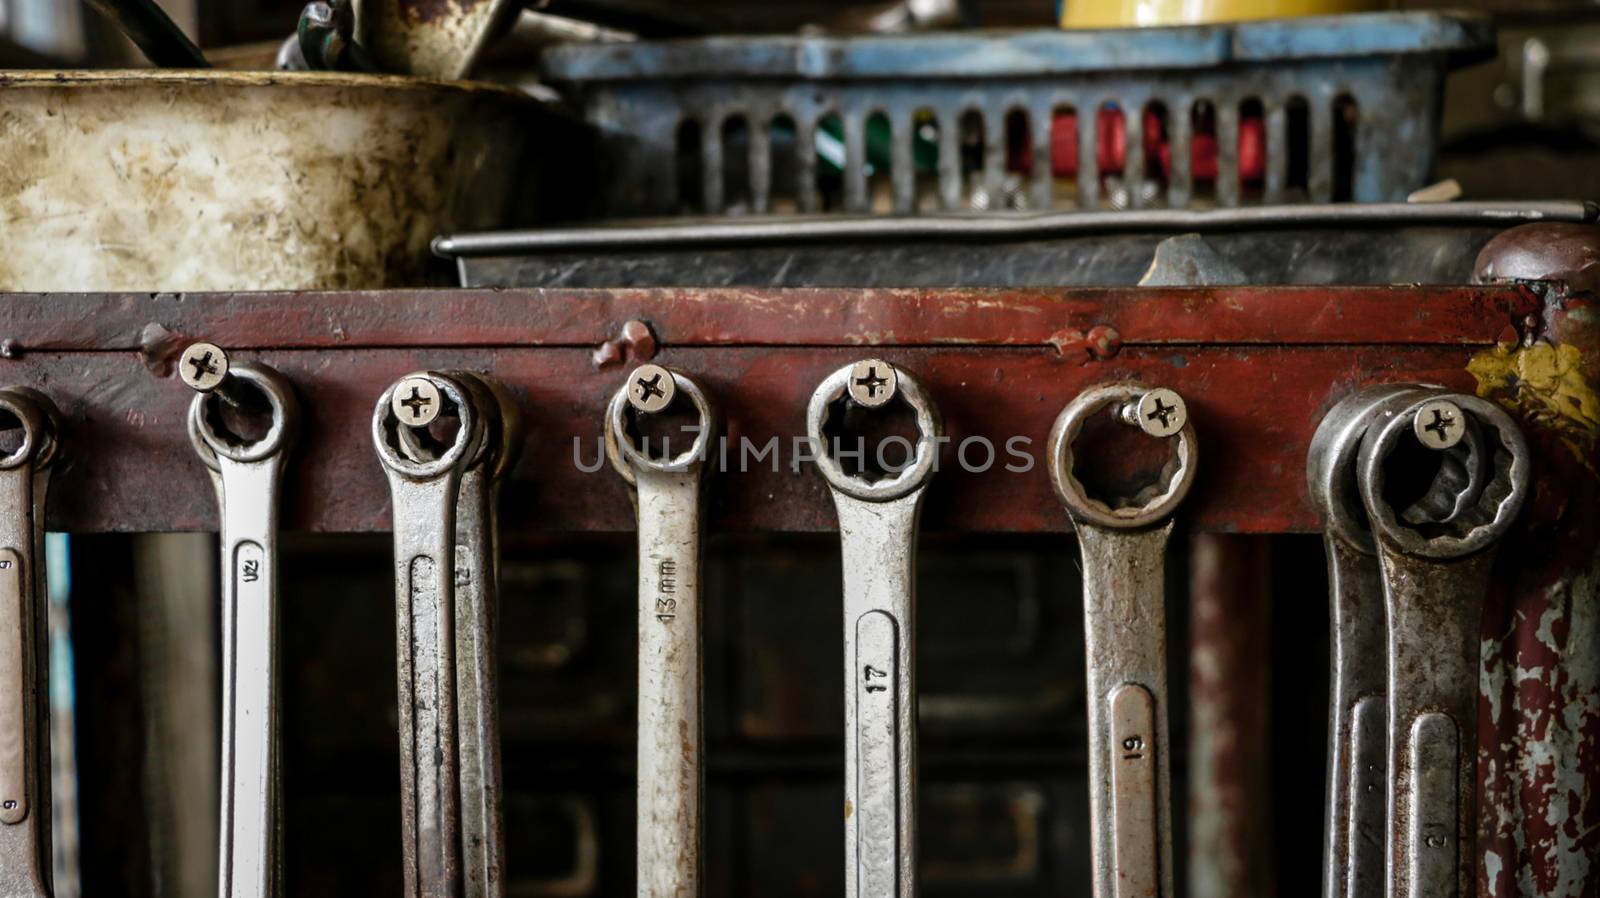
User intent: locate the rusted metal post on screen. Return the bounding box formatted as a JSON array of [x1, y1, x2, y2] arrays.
[[1472, 225, 1600, 898], [1187, 533, 1275, 898]]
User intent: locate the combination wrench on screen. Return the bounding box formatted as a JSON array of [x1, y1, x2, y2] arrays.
[[180, 343, 300, 898], [1308, 385, 1488, 898], [1356, 391, 1528, 898], [807, 359, 941, 898], [0, 387, 60, 898], [1047, 383, 1197, 898], [375, 370, 515, 898], [604, 363, 717, 898]]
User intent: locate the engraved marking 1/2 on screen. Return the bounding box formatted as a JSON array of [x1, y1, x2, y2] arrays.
[[234, 541, 265, 596], [1408, 712, 1460, 898], [655, 557, 678, 623], [855, 610, 899, 898], [0, 548, 26, 825], [1110, 684, 1158, 898]]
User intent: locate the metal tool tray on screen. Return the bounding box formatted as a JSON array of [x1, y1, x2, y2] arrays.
[[540, 12, 1491, 218]]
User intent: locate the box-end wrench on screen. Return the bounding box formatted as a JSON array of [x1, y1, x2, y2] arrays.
[[1356, 393, 1529, 898], [604, 363, 718, 898], [375, 372, 489, 898], [179, 345, 300, 898], [0, 388, 59, 898], [1047, 383, 1197, 898], [1307, 384, 1488, 898], [445, 373, 519, 898], [807, 359, 942, 898]]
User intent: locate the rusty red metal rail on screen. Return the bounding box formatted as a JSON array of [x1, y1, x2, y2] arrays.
[[0, 285, 1540, 534]]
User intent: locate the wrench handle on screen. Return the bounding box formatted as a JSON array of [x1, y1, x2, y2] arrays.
[[633, 468, 705, 898], [1379, 547, 1492, 898], [1078, 523, 1176, 898], [835, 494, 921, 898], [216, 456, 286, 898], [1322, 537, 1387, 898], [453, 468, 504, 898], [388, 475, 464, 898], [0, 465, 49, 897]]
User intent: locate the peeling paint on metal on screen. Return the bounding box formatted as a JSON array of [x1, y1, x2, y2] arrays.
[[1468, 341, 1600, 472]]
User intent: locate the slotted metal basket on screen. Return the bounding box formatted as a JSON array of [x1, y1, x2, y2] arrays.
[[540, 12, 1490, 217]]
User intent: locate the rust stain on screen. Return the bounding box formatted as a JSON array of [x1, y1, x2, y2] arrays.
[[844, 799, 852, 820]]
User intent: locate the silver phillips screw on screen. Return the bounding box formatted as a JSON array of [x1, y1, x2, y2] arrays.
[[1412, 399, 1465, 451], [0, 388, 58, 898], [607, 367, 717, 898], [1048, 382, 1198, 898], [627, 363, 677, 414], [392, 376, 443, 428], [1119, 387, 1188, 438], [846, 359, 899, 409], [185, 363, 299, 898], [808, 360, 940, 898], [179, 341, 229, 392]]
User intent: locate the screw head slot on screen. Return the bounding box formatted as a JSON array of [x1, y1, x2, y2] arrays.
[[179, 342, 229, 392], [391, 376, 442, 427], [627, 363, 677, 414], [846, 359, 899, 409], [1412, 399, 1466, 451]]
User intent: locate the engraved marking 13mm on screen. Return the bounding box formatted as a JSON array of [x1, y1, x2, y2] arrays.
[[606, 365, 717, 898], [1047, 382, 1198, 898], [184, 357, 299, 898], [1355, 391, 1529, 898], [0, 387, 57, 898], [806, 359, 941, 898]]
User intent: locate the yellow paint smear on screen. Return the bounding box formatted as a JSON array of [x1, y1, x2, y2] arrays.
[[1468, 341, 1600, 471]]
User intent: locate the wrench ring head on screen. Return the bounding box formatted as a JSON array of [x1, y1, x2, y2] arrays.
[[372, 371, 481, 480], [0, 387, 58, 469], [187, 363, 298, 467], [1047, 382, 1198, 529], [0, 391, 45, 471], [607, 367, 717, 484], [1358, 393, 1530, 559], [1307, 384, 1442, 553], [806, 360, 941, 503]]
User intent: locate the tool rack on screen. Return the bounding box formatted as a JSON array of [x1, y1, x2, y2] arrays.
[[4, 231, 1598, 893]]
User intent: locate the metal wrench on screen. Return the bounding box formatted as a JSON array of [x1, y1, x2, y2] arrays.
[[0, 388, 58, 898], [374, 371, 490, 898], [807, 359, 942, 898], [1355, 392, 1528, 898], [1046, 383, 1198, 898], [1307, 384, 1488, 898], [445, 373, 518, 898], [181, 348, 300, 898], [604, 364, 717, 898]]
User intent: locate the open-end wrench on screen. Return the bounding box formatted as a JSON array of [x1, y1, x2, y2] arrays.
[[0, 388, 58, 898], [445, 373, 519, 898], [1046, 383, 1197, 898], [604, 363, 718, 898], [1356, 392, 1529, 898], [807, 359, 942, 898], [179, 343, 300, 898], [1308, 384, 1489, 898], [375, 371, 489, 898]]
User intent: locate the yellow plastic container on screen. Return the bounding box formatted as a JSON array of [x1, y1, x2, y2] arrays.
[[1061, 0, 1390, 29]]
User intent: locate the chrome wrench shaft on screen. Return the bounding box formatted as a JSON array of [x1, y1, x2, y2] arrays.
[[186, 362, 299, 898], [376, 372, 488, 898], [1356, 393, 1529, 898], [607, 364, 717, 898], [808, 359, 941, 898], [1048, 383, 1197, 898], [0, 390, 56, 898], [449, 373, 518, 898]]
